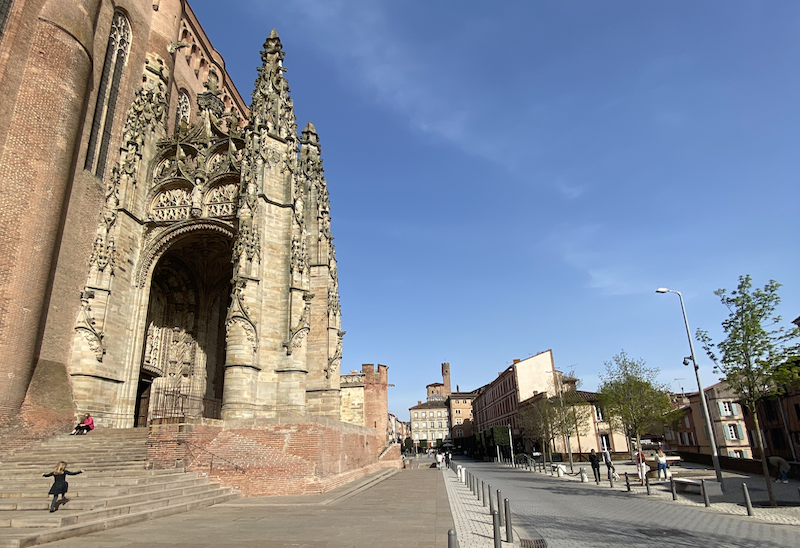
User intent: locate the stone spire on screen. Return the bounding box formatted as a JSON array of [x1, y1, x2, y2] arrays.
[[249, 29, 297, 141]]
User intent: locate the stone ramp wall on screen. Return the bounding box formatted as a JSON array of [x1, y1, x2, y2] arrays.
[[147, 418, 398, 497]]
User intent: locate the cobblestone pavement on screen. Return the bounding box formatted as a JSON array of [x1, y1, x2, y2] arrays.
[[441, 464, 517, 548], [452, 458, 799, 548]]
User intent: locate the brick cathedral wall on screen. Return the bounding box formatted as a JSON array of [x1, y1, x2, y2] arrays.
[[147, 419, 391, 497]]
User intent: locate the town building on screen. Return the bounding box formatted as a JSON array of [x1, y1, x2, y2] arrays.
[[0, 0, 396, 495], [339, 364, 390, 442], [472, 350, 558, 435], [666, 382, 753, 459], [409, 400, 449, 448], [408, 362, 453, 449], [741, 315, 800, 462], [447, 390, 477, 441]]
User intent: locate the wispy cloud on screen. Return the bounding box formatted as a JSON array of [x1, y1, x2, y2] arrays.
[[254, 0, 518, 167], [548, 223, 655, 296]]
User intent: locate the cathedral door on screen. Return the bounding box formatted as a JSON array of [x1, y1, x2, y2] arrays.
[[139, 232, 232, 424]]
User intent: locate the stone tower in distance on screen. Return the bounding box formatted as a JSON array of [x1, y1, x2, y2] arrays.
[[442, 362, 451, 395]]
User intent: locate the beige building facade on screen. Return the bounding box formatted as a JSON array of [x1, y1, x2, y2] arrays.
[[667, 382, 753, 459]]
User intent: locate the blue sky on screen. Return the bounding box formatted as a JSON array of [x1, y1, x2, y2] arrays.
[[188, 1, 800, 418]]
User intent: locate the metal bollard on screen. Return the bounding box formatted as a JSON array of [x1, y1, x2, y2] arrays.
[[645, 475, 650, 495], [482, 480, 487, 507], [625, 472, 630, 492], [492, 510, 502, 548], [448, 529, 457, 548], [504, 498, 513, 542], [580, 467, 587, 483], [701, 479, 710, 507], [609, 474, 614, 489], [497, 489, 504, 527], [670, 477, 677, 501], [742, 483, 754, 516], [489, 484, 495, 515]]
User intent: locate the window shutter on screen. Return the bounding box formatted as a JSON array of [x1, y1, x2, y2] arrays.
[[743, 450, 748, 459], [736, 424, 743, 440], [718, 401, 726, 416], [732, 403, 740, 416], [728, 450, 734, 457], [724, 426, 731, 440]]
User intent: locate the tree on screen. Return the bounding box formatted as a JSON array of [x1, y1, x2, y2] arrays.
[[518, 395, 558, 464], [696, 275, 800, 507], [598, 351, 678, 460], [518, 374, 592, 471]]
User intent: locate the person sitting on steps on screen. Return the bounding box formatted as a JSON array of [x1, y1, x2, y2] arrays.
[[70, 413, 94, 435]]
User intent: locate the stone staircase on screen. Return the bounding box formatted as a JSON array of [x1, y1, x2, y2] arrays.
[[0, 428, 238, 548]]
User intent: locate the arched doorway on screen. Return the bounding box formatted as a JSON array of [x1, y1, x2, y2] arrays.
[[134, 231, 233, 426]]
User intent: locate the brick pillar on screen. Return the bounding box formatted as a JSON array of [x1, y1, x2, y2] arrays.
[[0, 0, 100, 420]]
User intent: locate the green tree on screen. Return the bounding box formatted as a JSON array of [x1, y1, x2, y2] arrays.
[[598, 351, 677, 459], [518, 376, 591, 470], [696, 275, 800, 507]]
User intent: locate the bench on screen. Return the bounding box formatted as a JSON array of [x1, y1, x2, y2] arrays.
[[672, 478, 723, 497]]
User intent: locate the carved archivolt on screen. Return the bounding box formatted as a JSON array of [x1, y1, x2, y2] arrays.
[[135, 221, 235, 288]]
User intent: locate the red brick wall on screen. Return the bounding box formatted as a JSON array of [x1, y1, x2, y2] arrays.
[[146, 418, 392, 497]]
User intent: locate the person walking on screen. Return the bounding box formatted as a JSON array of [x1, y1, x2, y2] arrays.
[[588, 449, 601, 482], [43, 462, 83, 512], [656, 449, 668, 481], [602, 449, 616, 480]]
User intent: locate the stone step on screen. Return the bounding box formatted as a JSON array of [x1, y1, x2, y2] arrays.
[[2, 458, 148, 467], [0, 484, 232, 527], [0, 490, 238, 548], [0, 480, 223, 512], [0, 469, 181, 480], [0, 476, 209, 499], [0, 427, 238, 548], [0, 473, 191, 490]]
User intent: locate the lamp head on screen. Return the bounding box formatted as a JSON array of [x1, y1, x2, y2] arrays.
[[683, 357, 692, 366], [656, 288, 669, 294]]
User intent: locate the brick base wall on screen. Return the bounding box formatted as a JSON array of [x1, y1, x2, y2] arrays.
[[147, 417, 400, 497]]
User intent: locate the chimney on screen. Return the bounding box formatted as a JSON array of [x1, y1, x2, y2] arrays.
[[513, 359, 520, 364]]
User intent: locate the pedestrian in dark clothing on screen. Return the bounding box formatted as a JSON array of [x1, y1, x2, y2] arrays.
[[43, 461, 83, 512], [588, 449, 601, 482]]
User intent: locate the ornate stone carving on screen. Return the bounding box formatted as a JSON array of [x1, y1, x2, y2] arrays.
[[151, 187, 192, 221], [226, 278, 258, 354], [326, 330, 344, 379], [283, 291, 314, 355], [197, 68, 225, 119], [205, 182, 238, 217], [75, 290, 105, 362], [327, 286, 340, 322], [249, 29, 297, 141]]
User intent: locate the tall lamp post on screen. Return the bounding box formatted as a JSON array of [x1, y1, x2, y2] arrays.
[[656, 287, 724, 486]]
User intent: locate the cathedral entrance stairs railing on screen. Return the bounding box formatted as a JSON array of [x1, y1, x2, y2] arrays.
[[147, 389, 222, 425]]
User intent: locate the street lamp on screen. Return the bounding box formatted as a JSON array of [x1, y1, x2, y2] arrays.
[[656, 287, 724, 486]]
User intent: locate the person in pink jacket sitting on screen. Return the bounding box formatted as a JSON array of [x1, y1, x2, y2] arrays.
[[70, 413, 94, 435]]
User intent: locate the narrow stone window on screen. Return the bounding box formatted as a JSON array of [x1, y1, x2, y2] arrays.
[[175, 90, 191, 131], [0, 0, 14, 40], [84, 10, 131, 179]]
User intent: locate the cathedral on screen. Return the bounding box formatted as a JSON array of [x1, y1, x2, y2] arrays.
[[0, 0, 394, 493]]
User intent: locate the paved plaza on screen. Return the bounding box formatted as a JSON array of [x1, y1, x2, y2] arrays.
[[22, 455, 800, 548]]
